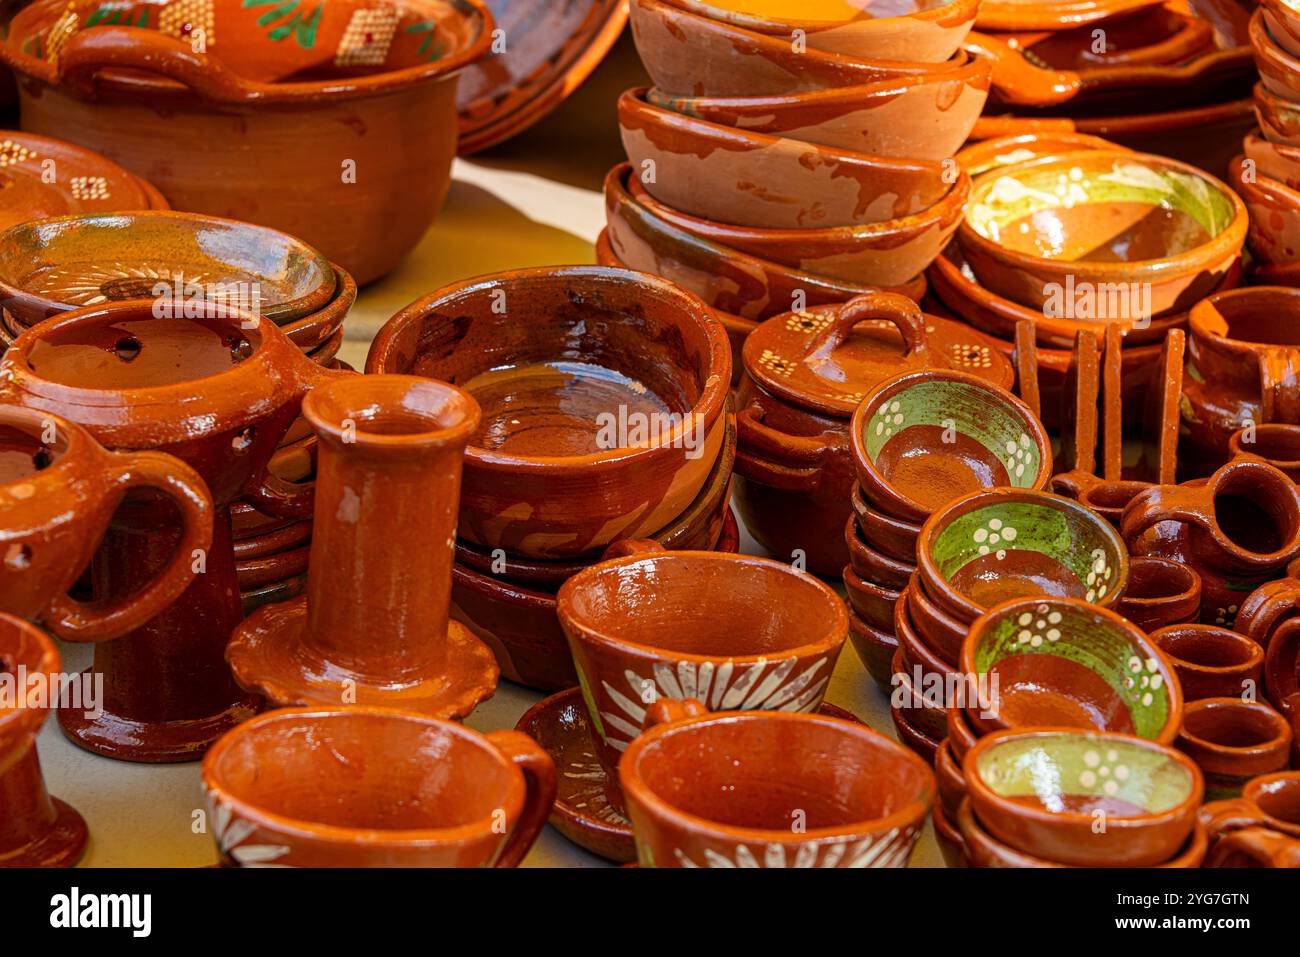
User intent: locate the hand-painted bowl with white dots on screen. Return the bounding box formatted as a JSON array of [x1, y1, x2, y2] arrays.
[[851, 369, 1052, 524], [959, 596, 1183, 745], [963, 728, 1203, 867]]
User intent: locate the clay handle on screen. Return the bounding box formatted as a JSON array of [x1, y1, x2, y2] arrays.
[[1119, 484, 1215, 551], [807, 293, 928, 363], [55, 27, 261, 104], [642, 698, 709, 731], [1206, 826, 1300, 868], [600, 539, 665, 561], [963, 31, 1083, 107], [736, 406, 837, 467], [1257, 348, 1300, 424], [1265, 616, 1300, 715], [1049, 469, 1100, 501], [1199, 796, 1268, 844], [44, 450, 213, 642], [484, 730, 557, 869], [733, 447, 820, 492]]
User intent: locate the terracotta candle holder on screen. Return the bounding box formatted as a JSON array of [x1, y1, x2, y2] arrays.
[[1149, 624, 1264, 701], [1176, 697, 1293, 800], [0, 612, 86, 866], [0, 300, 347, 761], [201, 706, 555, 867], [619, 701, 934, 868], [228, 375, 498, 718]]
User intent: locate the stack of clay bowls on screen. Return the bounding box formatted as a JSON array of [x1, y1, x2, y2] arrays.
[[594, 0, 989, 374], [367, 265, 736, 692], [969, 0, 1256, 174]]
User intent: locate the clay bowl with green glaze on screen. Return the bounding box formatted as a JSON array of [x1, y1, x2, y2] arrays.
[[850, 369, 1052, 525], [960, 596, 1181, 744], [958, 149, 1246, 318], [963, 728, 1203, 867], [915, 488, 1130, 625]]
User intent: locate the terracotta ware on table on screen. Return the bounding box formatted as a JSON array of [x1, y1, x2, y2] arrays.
[[959, 149, 1246, 318], [960, 596, 1181, 743], [1116, 557, 1202, 631], [620, 699, 935, 868], [0, 0, 495, 285], [558, 544, 847, 813], [228, 375, 498, 718], [368, 265, 731, 561], [963, 728, 1202, 867], [0, 611, 86, 866], [201, 706, 554, 867], [0, 300, 347, 761], [1200, 770, 1300, 867], [1176, 697, 1293, 800], [0, 404, 210, 640], [1150, 624, 1263, 701]]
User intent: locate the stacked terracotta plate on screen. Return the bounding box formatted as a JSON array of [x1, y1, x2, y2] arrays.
[[595, 0, 989, 374]]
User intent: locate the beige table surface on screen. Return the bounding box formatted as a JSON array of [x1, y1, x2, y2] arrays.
[[37, 32, 945, 869]]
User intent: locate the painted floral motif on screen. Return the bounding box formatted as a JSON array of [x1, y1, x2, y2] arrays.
[[972, 516, 1018, 558], [671, 826, 918, 868], [205, 790, 291, 867], [1084, 548, 1114, 603], [405, 19, 446, 63], [27, 263, 232, 305], [1123, 654, 1165, 709], [1078, 747, 1132, 795], [1011, 604, 1063, 648], [43, 6, 80, 63], [84, 2, 150, 27], [0, 141, 36, 168], [948, 343, 993, 370], [243, 0, 322, 48], [757, 348, 795, 378], [562, 751, 629, 827], [784, 312, 832, 335], [335, 7, 398, 66], [70, 176, 110, 201]]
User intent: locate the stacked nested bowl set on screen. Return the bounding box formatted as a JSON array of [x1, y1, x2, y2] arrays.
[[0, 0, 1298, 872]]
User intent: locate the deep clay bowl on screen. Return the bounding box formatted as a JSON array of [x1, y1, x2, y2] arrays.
[[367, 265, 731, 560], [959, 150, 1246, 318], [963, 729, 1203, 867], [960, 596, 1181, 744], [850, 369, 1051, 525], [1252, 6, 1300, 103], [1229, 159, 1300, 268]]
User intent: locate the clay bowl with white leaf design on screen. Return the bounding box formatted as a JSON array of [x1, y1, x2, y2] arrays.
[[558, 544, 848, 813], [619, 702, 934, 868]]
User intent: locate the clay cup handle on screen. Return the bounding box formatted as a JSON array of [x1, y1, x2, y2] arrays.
[[43, 450, 214, 642], [642, 697, 709, 731], [808, 293, 928, 364], [1206, 827, 1300, 868], [1265, 616, 1300, 715], [736, 405, 839, 467], [963, 31, 1083, 106], [485, 730, 557, 869], [1119, 484, 1215, 550], [1257, 348, 1300, 424], [1199, 797, 1268, 844], [600, 539, 666, 561]]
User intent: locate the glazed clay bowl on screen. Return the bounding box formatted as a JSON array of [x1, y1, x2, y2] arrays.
[[1255, 81, 1300, 148], [847, 607, 899, 690], [915, 488, 1130, 624], [1229, 423, 1300, 481], [0, 1, 495, 285], [843, 567, 901, 634], [1252, 6, 1300, 103], [959, 150, 1247, 318], [620, 706, 935, 868], [367, 265, 731, 560], [618, 88, 955, 230], [960, 596, 1180, 743], [846, 514, 915, 591], [963, 728, 1202, 867], [904, 574, 971, 667], [644, 54, 990, 160], [1242, 131, 1300, 193], [625, 164, 969, 288], [663, 0, 979, 61], [852, 484, 921, 563], [946, 704, 980, 763], [1150, 625, 1264, 702], [1230, 162, 1300, 268], [954, 130, 1127, 178], [1263, 0, 1300, 62], [201, 707, 555, 867], [1116, 557, 1202, 632], [1266, 616, 1300, 719], [850, 369, 1051, 525], [1176, 697, 1293, 800], [893, 588, 957, 691], [1201, 771, 1300, 847]]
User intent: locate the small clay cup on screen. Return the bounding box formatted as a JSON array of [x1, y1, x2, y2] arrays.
[[201, 707, 556, 867], [963, 728, 1203, 867], [1228, 423, 1300, 481], [1116, 557, 1202, 632], [1200, 771, 1300, 854], [620, 700, 935, 868], [1150, 625, 1264, 701], [961, 596, 1182, 744], [850, 369, 1051, 525], [1176, 697, 1293, 800], [916, 488, 1130, 624]]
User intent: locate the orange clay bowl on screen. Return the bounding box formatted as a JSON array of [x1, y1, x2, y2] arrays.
[[1229, 158, 1300, 268]]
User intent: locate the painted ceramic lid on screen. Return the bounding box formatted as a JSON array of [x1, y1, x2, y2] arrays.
[[0, 131, 160, 233], [742, 292, 1014, 418], [456, 0, 627, 154]]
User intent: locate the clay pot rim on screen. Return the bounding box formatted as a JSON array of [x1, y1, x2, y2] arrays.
[[1150, 624, 1265, 676], [558, 550, 847, 664], [1191, 285, 1300, 351], [0, 0, 496, 106], [844, 566, 903, 602], [959, 148, 1248, 282], [1254, 78, 1300, 117], [906, 574, 967, 640], [369, 264, 730, 473], [1120, 557, 1201, 609], [1231, 157, 1300, 222], [0, 612, 60, 744], [621, 707, 935, 843], [662, 0, 978, 35], [1177, 697, 1293, 764], [975, 96, 1254, 141], [200, 705, 526, 846], [975, 0, 1162, 32], [946, 703, 979, 759], [846, 514, 918, 580], [964, 726, 1204, 837], [303, 374, 481, 453], [1252, 6, 1300, 90], [849, 368, 1051, 524], [1244, 128, 1300, 165], [916, 488, 1130, 622], [0, 403, 84, 475], [955, 131, 1129, 178], [894, 589, 955, 675], [1229, 422, 1300, 467], [853, 483, 923, 535], [1242, 769, 1300, 812]]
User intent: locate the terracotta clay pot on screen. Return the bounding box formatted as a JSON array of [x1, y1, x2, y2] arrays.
[[1176, 697, 1293, 801], [1256, 80, 1300, 147], [1264, 614, 1300, 724], [1200, 770, 1300, 866], [946, 703, 980, 763], [1230, 158, 1300, 266], [0, 611, 86, 866], [0, 300, 348, 761], [228, 375, 498, 718], [934, 738, 967, 819], [851, 483, 922, 563], [368, 265, 731, 561], [201, 706, 555, 867], [1150, 624, 1263, 702], [904, 574, 970, 667], [954, 130, 1127, 178], [847, 605, 899, 691], [1252, 6, 1300, 102], [620, 702, 935, 868], [963, 728, 1202, 867], [0, 1, 495, 284], [1116, 557, 1202, 631], [558, 545, 847, 812], [846, 511, 917, 591], [932, 800, 967, 867], [1228, 423, 1300, 481], [0, 404, 211, 640], [843, 566, 901, 634], [894, 589, 957, 694]]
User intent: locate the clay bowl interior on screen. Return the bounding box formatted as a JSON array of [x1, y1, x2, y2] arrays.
[[963, 730, 1202, 867], [1229, 423, 1300, 475], [917, 489, 1130, 623], [961, 597, 1181, 743], [1116, 557, 1201, 629], [1150, 625, 1263, 700], [0, 212, 336, 325], [1241, 772, 1300, 835], [851, 369, 1051, 523], [1178, 697, 1293, 788], [959, 150, 1245, 315]]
